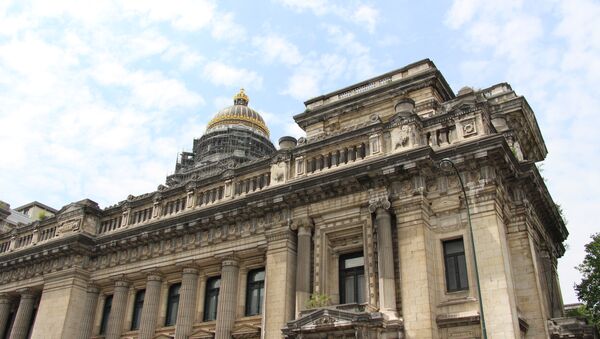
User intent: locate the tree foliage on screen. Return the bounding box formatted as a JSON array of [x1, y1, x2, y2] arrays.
[[575, 233, 600, 327]]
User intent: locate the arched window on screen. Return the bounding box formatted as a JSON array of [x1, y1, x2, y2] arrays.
[[165, 283, 181, 326], [131, 290, 145, 330], [203, 277, 220, 321], [245, 269, 265, 316]]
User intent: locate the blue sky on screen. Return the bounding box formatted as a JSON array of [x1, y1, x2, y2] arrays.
[[0, 0, 598, 304]]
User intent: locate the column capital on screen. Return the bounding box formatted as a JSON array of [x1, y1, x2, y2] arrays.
[[112, 277, 130, 288], [182, 267, 199, 275], [87, 284, 100, 294], [290, 217, 313, 234], [216, 253, 239, 268], [15, 288, 36, 299], [146, 272, 164, 282], [368, 196, 391, 213]]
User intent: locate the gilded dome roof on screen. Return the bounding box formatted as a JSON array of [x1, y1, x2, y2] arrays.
[[206, 89, 270, 137]]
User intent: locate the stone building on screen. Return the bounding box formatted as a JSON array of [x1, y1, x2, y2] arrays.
[[0, 59, 594, 339]]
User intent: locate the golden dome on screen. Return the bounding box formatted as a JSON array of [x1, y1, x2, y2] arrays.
[[206, 89, 270, 137]]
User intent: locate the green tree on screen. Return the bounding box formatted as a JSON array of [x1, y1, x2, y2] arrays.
[[575, 233, 600, 328]]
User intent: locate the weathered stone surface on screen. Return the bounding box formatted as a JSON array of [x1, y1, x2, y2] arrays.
[[0, 60, 588, 338]]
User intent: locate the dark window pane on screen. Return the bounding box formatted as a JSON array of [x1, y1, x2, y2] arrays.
[[444, 239, 464, 255], [339, 252, 365, 304], [131, 290, 145, 330], [458, 254, 468, 289], [204, 277, 220, 321], [446, 257, 458, 291], [357, 273, 365, 303], [99, 295, 112, 335], [165, 283, 181, 326], [245, 268, 265, 316], [345, 276, 355, 303], [444, 239, 468, 292]]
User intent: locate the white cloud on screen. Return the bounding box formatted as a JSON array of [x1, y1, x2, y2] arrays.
[[122, 0, 216, 31], [252, 34, 303, 66], [275, 0, 380, 32], [275, 0, 329, 15], [0, 1, 209, 209], [203, 61, 263, 88], [445, 0, 600, 304], [210, 12, 246, 40], [352, 4, 379, 33]]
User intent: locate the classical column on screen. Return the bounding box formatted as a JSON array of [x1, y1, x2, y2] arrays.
[[0, 294, 12, 339], [215, 256, 239, 339], [9, 289, 36, 339], [106, 279, 129, 339], [369, 198, 398, 317], [175, 267, 199, 339], [294, 218, 313, 316], [78, 285, 100, 339], [139, 272, 162, 339]]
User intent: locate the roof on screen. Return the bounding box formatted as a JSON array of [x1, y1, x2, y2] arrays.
[[14, 201, 58, 214], [6, 209, 32, 225]]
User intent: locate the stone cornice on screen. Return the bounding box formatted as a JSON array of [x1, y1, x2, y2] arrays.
[[0, 134, 566, 269]]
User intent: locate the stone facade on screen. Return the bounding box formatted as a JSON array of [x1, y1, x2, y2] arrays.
[[0, 59, 595, 338]]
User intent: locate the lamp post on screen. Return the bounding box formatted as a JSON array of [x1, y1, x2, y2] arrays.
[[439, 158, 487, 339]]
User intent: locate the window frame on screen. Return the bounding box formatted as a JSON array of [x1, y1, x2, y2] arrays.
[[165, 283, 181, 326], [130, 289, 145, 330], [339, 252, 365, 304], [203, 276, 221, 322], [443, 237, 469, 292], [245, 268, 265, 316]]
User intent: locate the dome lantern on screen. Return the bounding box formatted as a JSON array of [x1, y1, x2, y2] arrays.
[[233, 88, 249, 106]]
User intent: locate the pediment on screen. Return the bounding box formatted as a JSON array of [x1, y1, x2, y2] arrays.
[[189, 328, 215, 339], [231, 323, 261, 338], [288, 308, 357, 329], [152, 334, 174, 339]]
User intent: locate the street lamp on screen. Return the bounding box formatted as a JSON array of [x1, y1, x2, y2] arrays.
[[439, 158, 488, 339]]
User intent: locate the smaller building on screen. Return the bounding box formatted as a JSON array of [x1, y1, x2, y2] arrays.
[[13, 201, 57, 221]]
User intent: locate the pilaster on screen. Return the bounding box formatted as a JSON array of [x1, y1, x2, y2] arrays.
[[469, 186, 520, 338], [264, 227, 297, 338], [30, 268, 91, 339], [396, 194, 438, 339]]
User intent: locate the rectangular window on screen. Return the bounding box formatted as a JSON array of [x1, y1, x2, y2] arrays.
[[130, 289, 145, 330], [339, 252, 365, 304], [245, 269, 265, 316], [444, 238, 468, 292], [165, 283, 181, 326], [99, 295, 112, 335], [203, 277, 220, 321]]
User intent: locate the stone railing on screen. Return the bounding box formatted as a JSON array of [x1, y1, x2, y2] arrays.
[[234, 172, 271, 197]]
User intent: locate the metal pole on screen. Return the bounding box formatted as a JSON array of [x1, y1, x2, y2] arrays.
[[439, 158, 487, 339]]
